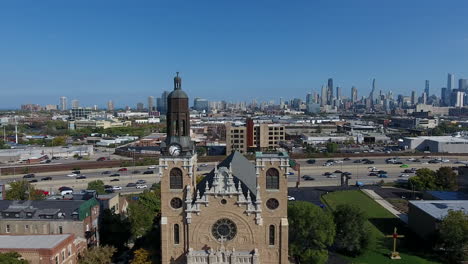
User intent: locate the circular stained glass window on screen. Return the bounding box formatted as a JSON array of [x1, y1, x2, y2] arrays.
[[211, 218, 237, 241], [170, 197, 183, 209], [266, 198, 279, 210]]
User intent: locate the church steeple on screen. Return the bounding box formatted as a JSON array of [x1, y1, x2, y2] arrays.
[[174, 72, 182, 90]]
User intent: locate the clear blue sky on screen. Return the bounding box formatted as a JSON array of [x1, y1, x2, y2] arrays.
[[1, 0, 468, 109]]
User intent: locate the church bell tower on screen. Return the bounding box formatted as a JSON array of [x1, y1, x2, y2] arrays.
[[160, 73, 197, 264]]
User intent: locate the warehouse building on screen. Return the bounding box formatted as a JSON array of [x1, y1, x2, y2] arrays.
[[400, 135, 468, 153]]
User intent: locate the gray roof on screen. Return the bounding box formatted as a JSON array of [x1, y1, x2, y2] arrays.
[[0, 234, 71, 249], [168, 89, 188, 99], [410, 200, 468, 220], [0, 200, 89, 221], [197, 151, 257, 200]]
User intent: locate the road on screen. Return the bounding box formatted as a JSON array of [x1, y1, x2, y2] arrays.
[[1, 155, 465, 194]]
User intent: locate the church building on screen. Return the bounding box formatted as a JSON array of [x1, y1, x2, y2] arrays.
[[159, 73, 289, 264]]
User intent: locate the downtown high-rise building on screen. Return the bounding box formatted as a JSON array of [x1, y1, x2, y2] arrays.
[[425, 80, 430, 96], [459, 79, 468, 91], [336, 86, 341, 101], [71, 99, 79, 109], [321, 85, 327, 107], [136, 102, 144, 111], [369, 78, 376, 108], [148, 96, 155, 111], [107, 100, 114, 111], [327, 78, 333, 105], [193, 97, 209, 112], [448, 73, 455, 91], [351, 86, 358, 103], [157, 91, 169, 114], [59, 96, 67, 111], [411, 91, 416, 106]]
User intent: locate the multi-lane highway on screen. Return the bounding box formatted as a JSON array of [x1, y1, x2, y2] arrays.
[[1, 155, 466, 194]]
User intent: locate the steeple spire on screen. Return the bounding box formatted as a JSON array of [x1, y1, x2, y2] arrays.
[[174, 72, 182, 90]]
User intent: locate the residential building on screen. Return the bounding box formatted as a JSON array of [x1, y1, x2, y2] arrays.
[[107, 100, 114, 111], [71, 100, 79, 109], [60, 97, 67, 111], [148, 96, 155, 111]]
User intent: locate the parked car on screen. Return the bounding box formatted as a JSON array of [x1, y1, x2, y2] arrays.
[[287, 195, 296, 201], [118, 168, 128, 172], [136, 184, 148, 189], [101, 171, 111, 175], [126, 182, 137, 187], [41, 177, 52, 181], [76, 175, 87, 179], [110, 173, 120, 177], [143, 170, 154, 174], [23, 174, 35, 179]]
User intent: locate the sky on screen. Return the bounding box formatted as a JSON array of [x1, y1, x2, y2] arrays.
[[1, 0, 468, 109]]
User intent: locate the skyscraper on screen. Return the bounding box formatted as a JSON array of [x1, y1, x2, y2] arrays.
[[448, 73, 455, 91], [59, 96, 67, 111], [369, 79, 376, 108], [459, 79, 468, 91], [351, 86, 358, 103], [107, 100, 114, 111], [193, 97, 209, 112], [136, 102, 144, 111], [327, 78, 333, 105], [306, 93, 312, 105], [321, 85, 327, 107], [148, 96, 155, 111], [425, 80, 430, 96], [411, 91, 416, 106], [336, 86, 341, 101], [71, 99, 79, 109]]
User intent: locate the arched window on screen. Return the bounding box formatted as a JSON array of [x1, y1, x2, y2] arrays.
[[266, 168, 279, 189], [174, 224, 180, 244], [170, 168, 183, 189], [269, 225, 275, 245]]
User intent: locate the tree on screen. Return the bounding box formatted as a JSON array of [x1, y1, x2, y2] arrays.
[[288, 201, 335, 264], [333, 204, 371, 256], [409, 168, 437, 191], [78, 246, 116, 264], [131, 248, 152, 264], [51, 136, 67, 146], [128, 189, 161, 238], [6, 180, 45, 200], [99, 209, 132, 252], [87, 180, 106, 195], [435, 167, 458, 191], [437, 210, 468, 263], [196, 147, 207, 156], [326, 142, 338, 153], [0, 252, 29, 264]]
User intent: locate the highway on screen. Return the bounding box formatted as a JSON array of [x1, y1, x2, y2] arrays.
[[0, 155, 466, 194]]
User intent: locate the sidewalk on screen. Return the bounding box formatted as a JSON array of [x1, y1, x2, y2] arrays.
[[361, 188, 408, 224]]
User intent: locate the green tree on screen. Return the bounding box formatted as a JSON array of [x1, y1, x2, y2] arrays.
[[6, 180, 45, 200], [435, 167, 458, 191], [333, 204, 371, 256], [288, 201, 335, 264], [99, 209, 132, 252], [78, 246, 116, 264], [326, 142, 338, 153], [409, 168, 437, 191], [0, 252, 29, 264], [128, 187, 161, 238], [51, 136, 67, 146], [131, 248, 152, 264], [437, 210, 468, 263], [196, 146, 207, 156], [0, 139, 11, 149], [87, 180, 106, 195]]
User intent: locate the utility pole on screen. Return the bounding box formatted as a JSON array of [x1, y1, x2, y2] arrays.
[[14, 116, 18, 144]]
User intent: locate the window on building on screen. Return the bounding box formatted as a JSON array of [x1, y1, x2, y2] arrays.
[[266, 168, 279, 189], [25, 225, 29, 231], [59, 226, 63, 234], [269, 225, 275, 245], [174, 224, 180, 245], [6, 224, 10, 233], [55, 256, 59, 264], [68, 245, 71, 256], [170, 168, 183, 189], [62, 250, 65, 261]]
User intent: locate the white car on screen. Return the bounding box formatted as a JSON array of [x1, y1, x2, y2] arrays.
[[67, 174, 77, 177], [327, 174, 337, 178], [136, 184, 148, 189], [407, 158, 415, 161], [112, 186, 122, 190], [400, 174, 410, 178], [148, 165, 157, 169], [287, 195, 296, 201], [442, 159, 450, 163], [334, 160, 343, 164]]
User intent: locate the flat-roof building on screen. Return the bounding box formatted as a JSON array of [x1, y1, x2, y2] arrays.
[[400, 135, 468, 153]]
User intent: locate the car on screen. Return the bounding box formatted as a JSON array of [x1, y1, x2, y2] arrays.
[[76, 156, 83, 160], [334, 160, 343, 164], [51, 157, 60, 160], [118, 168, 128, 172], [41, 176, 52, 181], [101, 171, 111, 175], [112, 186, 122, 190], [303, 175, 315, 181], [61, 189, 73, 195], [148, 165, 157, 169], [323, 162, 332, 167], [104, 185, 113, 189], [353, 160, 362, 163], [326, 159, 335, 163], [379, 170, 388, 174], [323, 172, 332, 176], [59, 186, 72, 192], [110, 179, 120, 182], [334, 170, 342, 174], [400, 174, 410, 177], [97, 157, 107, 161], [143, 170, 154, 174], [136, 184, 148, 189], [76, 175, 87, 179], [306, 159, 316, 164], [287, 172, 295, 175], [407, 158, 416, 161], [23, 173, 35, 178], [29, 179, 38, 183], [379, 174, 388, 178], [364, 160, 374, 164], [132, 170, 141, 174], [67, 173, 77, 177], [327, 174, 337, 178], [369, 173, 378, 176], [428, 160, 440, 164], [442, 159, 450, 163], [287, 195, 296, 201], [403, 169, 414, 173], [400, 164, 409, 168], [343, 157, 351, 161], [199, 163, 208, 167], [40, 159, 52, 164], [413, 159, 421, 162], [136, 180, 147, 184], [126, 183, 137, 187], [72, 170, 80, 175], [110, 173, 120, 177]]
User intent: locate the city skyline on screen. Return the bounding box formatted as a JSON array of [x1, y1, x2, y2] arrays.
[[1, 1, 468, 108]]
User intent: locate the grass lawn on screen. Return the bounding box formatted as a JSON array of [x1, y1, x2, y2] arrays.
[[322, 190, 440, 264]]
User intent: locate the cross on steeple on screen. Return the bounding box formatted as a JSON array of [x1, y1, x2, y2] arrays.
[[385, 227, 405, 259]]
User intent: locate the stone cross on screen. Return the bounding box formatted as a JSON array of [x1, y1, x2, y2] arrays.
[[385, 227, 405, 259]]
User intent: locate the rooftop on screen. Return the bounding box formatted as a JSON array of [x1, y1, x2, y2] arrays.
[[410, 200, 468, 220], [0, 234, 71, 249]]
